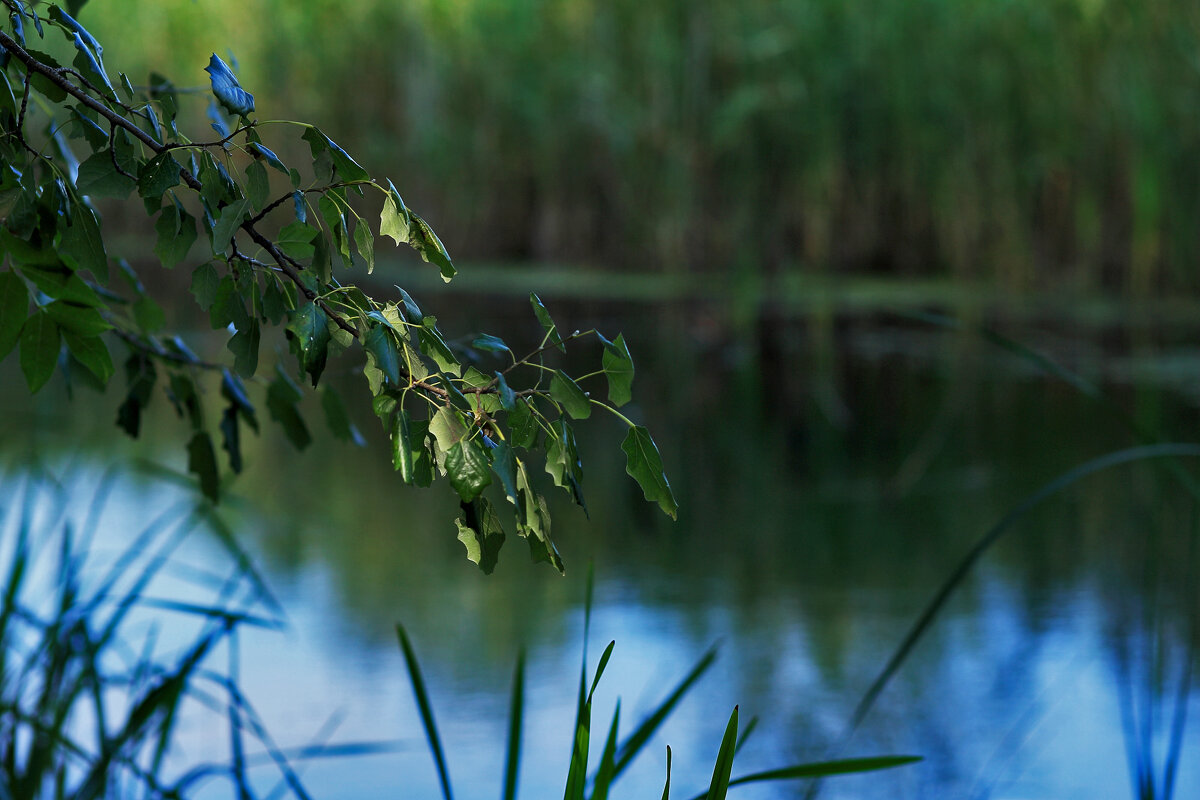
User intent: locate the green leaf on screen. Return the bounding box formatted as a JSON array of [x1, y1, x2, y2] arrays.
[[247, 141, 287, 173], [408, 211, 456, 282], [545, 420, 586, 511], [321, 385, 365, 446], [530, 293, 565, 351], [508, 398, 538, 449], [187, 431, 221, 503], [551, 370, 591, 419], [277, 221, 318, 260], [59, 201, 108, 279], [393, 413, 433, 487], [245, 159, 269, 211], [380, 186, 410, 245], [363, 323, 400, 387], [473, 334, 510, 354], [446, 439, 492, 501], [0, 272, 29, 361], [302, 126, 369, 183], [205, 53, 254, 117], [75, 150, 135, 199], [621, 426, 678, 520], [136, 152, 181, 200], [514, 461, 563, 573], [602, 333, 634, 407], [418, 319, 461, 377], [209, 276, 249, 330], [20, 265, 102, 307], [154, 201, 197, 269], [429, 406, 468, 453], [285, 302, 331, 386], [44, 301, 111, 336], [496, 372, 516, 412], [19, 311, 60, 393], [354, 219, 375, 274], [219, 405, 244, 473], [491, 441, 519, 504], [190, 263, 220, 310], [211, 198, 251, 257], [228, 318, 261, 377], [62, 330, 112, 384], [116, 354, 156, 438], [266, 366, 311, 450], [455, 497, 506, 574], [133, 295, 166, 333]]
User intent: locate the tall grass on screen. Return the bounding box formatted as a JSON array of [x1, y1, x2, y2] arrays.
[[87, 0, 1200, 294], [0, 468, 377, 800]]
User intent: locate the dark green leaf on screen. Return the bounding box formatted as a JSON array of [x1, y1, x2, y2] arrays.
[[354, 219, 375, 274], [59, 201, 107, 279], [446, 439, 492, 501], [429, 405, 468, 453], [491, 441, 519, 504], [0, 272, 29, 361], [530, 293, 564, 351], [437, 372, 471, 412], [20, 265, 102, 307], [219, 405, 243, 473], [133, 295, 166, 332], [190, 263, 220, 310], [364, 323, 400, 387], [508, 398, 538, 449], [245, 159, 269, 211], [76, 150, 135, 199], [227, 318, 260, 377], [602, 333, 634, 407], [247, 142, 287, 173], [396, 285, 422, 322], [209, 276, 249, 330], [496, 372, 516, 411], [137, 152, 181, 200], [455, 497, 506, 574], [205, 53, 254, 117], [621, 426, 678, 519], [408, 211, 455, 281], [514, 463, 563, 573], [392, 407, 415, 481], [221, 368, 259, 430], [703, 708, 739, 800], [62, 330, 112, 384], [285, 302, 331, 386], [44, 301, 110, 336], [277, 221, 318, 260], [551, 369, 591, 419], [302, 126, 369, 183], [187, 431, 220, 503], [116, 353, 156, 437], [19, 311, 60, 393], [418, 319, 460, 376], [211, 198, 251, 257], [154, 201, 197, 269], [267, 366, 311, 450], [262, 278, 288, 324], [545, 420, 587, 511], [472, 334, 510, 354], [321, 385, 365, 446]]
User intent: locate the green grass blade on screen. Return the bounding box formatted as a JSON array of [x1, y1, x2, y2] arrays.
[[588, 700, 620, 800], [660, 746, 672, 800], [587, 640, 615, 704], [733, 716, 758, 757], [704, 706, 739, 800], [502, 649, 525, 800], [687, 756, 922, 799], [396, 623, 454, 800], [612, 647, 717, 778]]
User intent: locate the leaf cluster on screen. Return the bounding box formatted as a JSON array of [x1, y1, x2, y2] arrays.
[[0, 0, 677, 573]]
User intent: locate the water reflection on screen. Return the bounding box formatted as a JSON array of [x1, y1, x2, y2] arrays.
[[3, 302, 1200, 798]]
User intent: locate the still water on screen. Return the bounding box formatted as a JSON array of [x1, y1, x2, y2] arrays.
[[5, 292, 1200, 799]]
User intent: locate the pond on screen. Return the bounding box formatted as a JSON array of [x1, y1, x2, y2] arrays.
[[4, 282, 1200, 799]]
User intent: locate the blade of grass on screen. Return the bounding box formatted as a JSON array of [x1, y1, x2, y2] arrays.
[[587, 641, 615, 704], [704, 706, 739, 800], [661, 746, 672, 800], [612, 647, 717, 779], [396, 623, 454, 800], [588, 700, 620, 800], [502, 649, 525, 800], [688, 756, 923, 800]]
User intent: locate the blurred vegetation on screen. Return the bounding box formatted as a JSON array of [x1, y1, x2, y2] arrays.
[[85, 0, 1200, 295]]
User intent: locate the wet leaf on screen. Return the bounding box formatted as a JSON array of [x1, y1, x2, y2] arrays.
[[285, 302, 330, 386], [363, 323, 400, 387], [446, 439, 492, 501]]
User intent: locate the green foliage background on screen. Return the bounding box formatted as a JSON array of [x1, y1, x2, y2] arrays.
[[86, 0, 1200, 294]]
